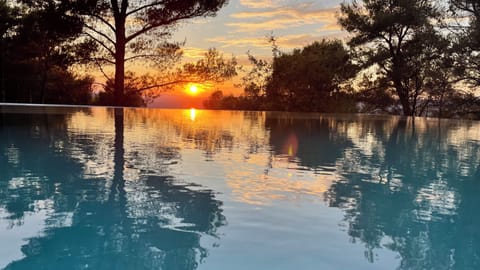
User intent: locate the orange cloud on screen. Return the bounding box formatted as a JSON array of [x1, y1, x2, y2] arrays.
[[208, 33, 349, 51], [239, 0, 283, 9], [181, 47, 209, 59], [207, 36, 272, 48], [279, 33, 351, 48], [228, 5, 341, 32]]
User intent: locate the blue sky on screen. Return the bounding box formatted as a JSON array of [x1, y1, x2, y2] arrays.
[[175, 0, 346, 58]]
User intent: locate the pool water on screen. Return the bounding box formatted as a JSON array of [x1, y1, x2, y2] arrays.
[[0, 105, 479, 270]]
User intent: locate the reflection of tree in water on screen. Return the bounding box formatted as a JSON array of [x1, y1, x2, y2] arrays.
[[0, 108, 89, 221], [3, 107, 479, 269], [322, 117, 480, 269], [265, 113, 480, 269], [0, 107, 226, 270], [122, 108, 269, 162], [265, 112, 352, 167]]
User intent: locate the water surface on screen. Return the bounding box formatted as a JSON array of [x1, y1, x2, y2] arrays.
[[0, 106, 479, 270]]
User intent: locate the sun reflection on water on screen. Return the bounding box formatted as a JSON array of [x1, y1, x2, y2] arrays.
[[189, 108, 196, 121]]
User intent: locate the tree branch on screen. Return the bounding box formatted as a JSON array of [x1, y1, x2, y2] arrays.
[[121, 0, 128, 14], [111, 0, 120, 17], [126, 1, 163, 16], [125, 54, 164, 62], [84, 13, 116, 33], [91, 57, 115, 65], [94, 60, 113, 82], [83, 32, 115, 57], [92, 82, 107, 87], [84, 24, 115, 46], [125, 13, 193, 43]]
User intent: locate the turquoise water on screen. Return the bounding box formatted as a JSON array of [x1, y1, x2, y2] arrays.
[[0, 105, 479, 270]]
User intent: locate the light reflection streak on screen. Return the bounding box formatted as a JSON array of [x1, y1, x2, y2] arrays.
[[282, 132, 298, 158], [189, 108, 196, 121]]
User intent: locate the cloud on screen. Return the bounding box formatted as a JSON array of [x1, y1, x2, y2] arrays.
[[228, 4, 341, 33], [208, 33, 350, 51], [320, 23, 342, 32], [181, 47, 208, 59], [239, 0, 284, 9], [278, 33, 351, 48], [207, 36, 273, 48]]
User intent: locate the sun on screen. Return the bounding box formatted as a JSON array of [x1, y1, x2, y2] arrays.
[[187, 84, 199, 95]]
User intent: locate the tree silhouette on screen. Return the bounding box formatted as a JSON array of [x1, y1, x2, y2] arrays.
[[78, 0, 229, 105], [339, 0, 442, 116], [0, 1, 94, 104], [267, 40, 357, 112], [450, 0, 480, 86]]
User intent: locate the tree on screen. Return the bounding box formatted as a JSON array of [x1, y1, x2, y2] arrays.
[[450, 0, 480, 86], [15, 1, 87, 103], [94, 48, 237, 107], [78, 0, 229, 106], [339, 0, 442, 116], [208, 39, 357, 112], [203, 90, 224, 109], [0, 0, 95, 105], [356, 75, 398, 114], [267, 40, 357, 112], [0, 0, 17, 102], [231, 36, 278, 111], [241, 53, 271, 99]]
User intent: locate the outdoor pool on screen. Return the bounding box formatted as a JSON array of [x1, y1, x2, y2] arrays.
[[0, 105, 479, 270]]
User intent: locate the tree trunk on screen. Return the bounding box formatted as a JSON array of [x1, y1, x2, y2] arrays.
[[0, 39, 5, 103], [40, 60, 48, 104], [393, 78, 413, 116], [114, 42, 125, 106], [114, 8, 126, 107], [398, 91, 413, 116]]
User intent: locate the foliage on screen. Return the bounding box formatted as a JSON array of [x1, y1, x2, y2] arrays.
[[266, 39, 358, 112], [355, 75, 399, 114], [0, 0, 95, 105], [206, 40, 356, 113], [95, 48, 237, 107], [238, 35, 279, 100], [241, 52, 272, 99], [203, 90, 259, 110], [203, 90, 225, 109], [78, 0, 230, 105], [339, 0, 443, 116], [449, 0, 480, 86], [235, 36, 278, 110], [95, 72, 148, 107]]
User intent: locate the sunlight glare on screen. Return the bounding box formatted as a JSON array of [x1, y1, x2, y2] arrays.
[[190, 108, 196, 121], [188, 84, 199, 95]]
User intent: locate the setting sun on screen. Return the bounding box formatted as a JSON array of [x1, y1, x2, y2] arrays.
[[187, 84, 199, 95]]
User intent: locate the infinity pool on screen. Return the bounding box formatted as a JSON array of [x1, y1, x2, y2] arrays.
[[0, 105, 479, 269]]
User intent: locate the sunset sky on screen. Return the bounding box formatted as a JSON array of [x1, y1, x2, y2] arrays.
[[151, 0, 348, 108]]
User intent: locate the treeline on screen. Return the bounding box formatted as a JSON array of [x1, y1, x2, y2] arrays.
[[0, 1, 94, 105], [0, 0, 234, 107], [205, 0, 480, 119], [205, 40, 359, 113]]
